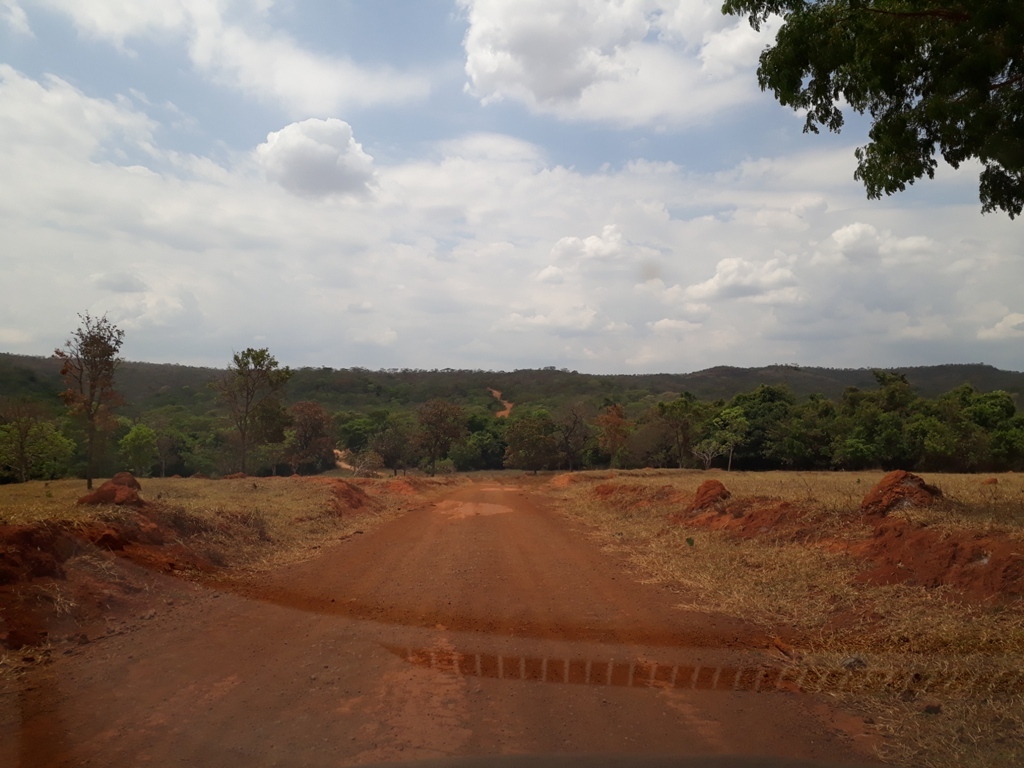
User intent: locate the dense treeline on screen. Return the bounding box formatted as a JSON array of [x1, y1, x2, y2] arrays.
[[2, 344, 1023, 482], [4, 353, 1023, 413]]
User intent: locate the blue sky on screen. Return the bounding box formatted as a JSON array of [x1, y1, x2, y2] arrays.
[[1, 1, 1020, 374]]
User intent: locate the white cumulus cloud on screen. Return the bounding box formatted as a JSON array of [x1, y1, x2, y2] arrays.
[[459, 0, 773, 127], [255, 119, 375, 198], [685, 257, 796, 301], [551, 224, 626, 261], [979, 313, 1024, 340]]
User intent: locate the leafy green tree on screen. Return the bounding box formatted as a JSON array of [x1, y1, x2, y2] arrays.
[[711, 406, 750, 472], [990, 416, 1024, 470], [213, 348, 292, 474], [283, 401, 335, 474], [0, 398, 48, 482], [727, 385, 792, 469], [692, 437, 728, 470], [368, 415, 418, 476], [724, 1, 1024, 216], [416, 399, 466, 476], [0, 407, 75, 481], [769, 393, 836, 469], [450, 426, 506, 471], [656, 393, 706, 468], [54, 312, 125, 488], [503, 412, 559, 474], [336, 411, 389, 452], [118, 423, 159, 477]]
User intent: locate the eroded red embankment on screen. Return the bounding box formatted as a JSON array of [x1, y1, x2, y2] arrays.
[[0, 475, 374, 649], [581, 472, 1024, 603]]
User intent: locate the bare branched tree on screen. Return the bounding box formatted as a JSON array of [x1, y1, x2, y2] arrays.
[[54, 312, 125, 489]]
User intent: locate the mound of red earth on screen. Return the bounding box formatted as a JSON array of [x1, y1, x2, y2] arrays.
[[860, 470, 941, 518], [851, 519, 1024, 601], [688, 479, 731, 513], [0, 505, 217, 649], [312, 479, 373, 515], [76, 472, 146, 507], [222, 472, 247, 480], [592, 482, 684, 510]]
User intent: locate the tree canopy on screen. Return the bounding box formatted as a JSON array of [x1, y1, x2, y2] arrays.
[[723, 1, 1024, 217], [214, 348, 292, 474]]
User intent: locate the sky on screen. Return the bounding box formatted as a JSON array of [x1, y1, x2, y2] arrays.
[[0, 0, 1020, 374]]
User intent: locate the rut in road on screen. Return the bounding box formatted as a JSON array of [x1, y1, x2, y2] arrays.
[[2, 478, 875, 767]]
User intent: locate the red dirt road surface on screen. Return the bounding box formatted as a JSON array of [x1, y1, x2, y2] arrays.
[[1, 479, 875, 767]]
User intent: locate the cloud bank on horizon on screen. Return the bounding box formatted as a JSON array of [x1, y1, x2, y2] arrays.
[[0, 0, 1020, 374]]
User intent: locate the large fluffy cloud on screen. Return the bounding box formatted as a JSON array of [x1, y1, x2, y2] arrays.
[[255, 119, 375, 198], [459, 0, 776, 126]]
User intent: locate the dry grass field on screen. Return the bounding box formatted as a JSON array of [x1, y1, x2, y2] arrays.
[[0, 474, 457, 571], [546, 469, 1024, 768]]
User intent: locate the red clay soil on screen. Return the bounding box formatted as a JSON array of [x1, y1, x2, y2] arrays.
[[75, 472, 145, 507], [222, 472, 246, 480], [860, 470, 941, 518], [850, 518, 1024, 600], [316, 478, 372, 513], [688, 479, 732, 513], [487, 387, 514, 418], [1, 478, 874, 767], [0, 507, 217, 649], [592, 482, 685, 509]]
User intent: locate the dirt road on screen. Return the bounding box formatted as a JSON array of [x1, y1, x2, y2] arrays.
[[1, 479, 874, 766]]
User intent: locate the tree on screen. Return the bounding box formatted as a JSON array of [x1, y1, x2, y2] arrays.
[[593, 403, 632, 468], [553, 403, 591, 471], [54, 312, 125, 489], [503, 412, 559, 474], [214, 348, 292, 474], [724, 1, 1024, 216], [416, 399, 466, 475], [693, 437, 729, 470], [0, 400, 75, 481], [118, 423, 159, 477], [368, 415, 418, 476], [283, 401, 335, 474], [656, 393, 705, 468], [0, 398, 47, 482], [711, 406, 750, 471]]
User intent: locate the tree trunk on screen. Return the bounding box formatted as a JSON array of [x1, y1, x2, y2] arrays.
[[85, 422, 95, 489], [727, 446, 734, 472]]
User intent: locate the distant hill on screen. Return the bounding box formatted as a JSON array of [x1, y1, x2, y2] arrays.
[[1, 353, 1021, 415]]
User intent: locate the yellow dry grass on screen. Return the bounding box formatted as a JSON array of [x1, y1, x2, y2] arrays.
[[546, 469, 1024, 768]]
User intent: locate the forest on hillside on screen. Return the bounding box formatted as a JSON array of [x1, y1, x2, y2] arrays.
[[2, 350, 1024, 482]]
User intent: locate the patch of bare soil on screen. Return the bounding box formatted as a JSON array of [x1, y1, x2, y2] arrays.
[[487, 387, 514, 418]]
